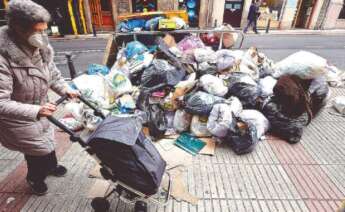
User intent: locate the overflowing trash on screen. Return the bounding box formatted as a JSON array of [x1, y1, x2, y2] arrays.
[[67, 31, 345, 156]]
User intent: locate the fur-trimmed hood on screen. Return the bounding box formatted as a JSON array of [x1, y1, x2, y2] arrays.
[[0, 26, 54, 67]]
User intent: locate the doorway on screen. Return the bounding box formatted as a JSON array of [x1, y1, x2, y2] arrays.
[[90, 0, 114, 31], [223, 0, 244, 27], [294, 0, 315, 28]]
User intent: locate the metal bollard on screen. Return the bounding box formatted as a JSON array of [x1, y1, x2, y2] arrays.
[[266, 18, 271, 34], [65, 53, 77, 79], [92, 25, 97, 37]]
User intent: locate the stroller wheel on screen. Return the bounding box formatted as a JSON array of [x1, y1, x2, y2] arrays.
[[91, 197, 110, 212], [134, 201, 147, 212]]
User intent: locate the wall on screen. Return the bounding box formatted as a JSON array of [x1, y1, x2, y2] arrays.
[[157, 0, 178, 11], [279, 0, 298, 29], [335, 19, 345, 28], [308, 0, 325, 28], [210, 0, 226, 26], [322, 0, 343, 28], [241, 0, 252, 27]]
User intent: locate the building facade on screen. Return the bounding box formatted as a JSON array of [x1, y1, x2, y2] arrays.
[[1, 0, 344, 33]]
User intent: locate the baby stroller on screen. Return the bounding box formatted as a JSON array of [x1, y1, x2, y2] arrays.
[[48, 95, 172, 212]]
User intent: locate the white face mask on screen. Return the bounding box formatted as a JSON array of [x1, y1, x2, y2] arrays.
[[27, 32, 49, 49]]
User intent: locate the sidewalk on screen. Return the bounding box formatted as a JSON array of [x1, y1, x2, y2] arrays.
[[0, 87, 345, 212], [49, 29, 345, 41]]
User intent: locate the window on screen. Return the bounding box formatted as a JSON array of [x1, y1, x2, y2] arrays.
[[338, 0, 345, 19]]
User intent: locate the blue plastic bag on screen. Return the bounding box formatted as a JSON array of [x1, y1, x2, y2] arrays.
[[117, 19, 146, 32], [87, 64, 110, 76], [145, 17, 164, 31], [125, 41, 148, 60]]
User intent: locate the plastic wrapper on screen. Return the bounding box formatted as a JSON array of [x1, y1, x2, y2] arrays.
[[258, 76, 277, 98], [273, 51, 333, 79], [141, 59, 186, 88], [177, 35, 205, 52], [59, 117, 83, 132], [262, 100, 308, 144], [184, 91, 224, 116], [238, 110, 270, 140], [171, 17, 187, 29], [190, 115, 211, 137], [165, 111, 175, 129], [116, 94, 136, 113], [81, 109, 103, 132], [87, 64, 110, 76], [173, 110, 193, 133], [200, 74, 228, 97], [207, 104, 235, 138], [215, 49, 236, 71], [333, 96, 345, 115]]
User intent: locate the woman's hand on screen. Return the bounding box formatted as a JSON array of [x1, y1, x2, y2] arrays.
[[38, 103, 57, 117], [66, 90, 80, 99]]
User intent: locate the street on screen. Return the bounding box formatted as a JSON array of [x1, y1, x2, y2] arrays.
[[52, 34, 345, 78], [1, 33, 345, 212]]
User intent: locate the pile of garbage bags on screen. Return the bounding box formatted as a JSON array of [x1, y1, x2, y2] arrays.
[[66, 33, 343, 155]]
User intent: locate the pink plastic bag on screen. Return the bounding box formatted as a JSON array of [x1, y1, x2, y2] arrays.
[[177, 35, 205, 52]]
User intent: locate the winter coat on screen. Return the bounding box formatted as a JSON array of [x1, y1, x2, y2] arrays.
[[247, 4, 260, 21], [0, 26, 69, 156]]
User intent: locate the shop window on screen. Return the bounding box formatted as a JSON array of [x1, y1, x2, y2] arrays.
[[339, 0, 345, 19], [261, 0, 284, 20], [132, 0, 157, 13], [179, 0, 200, 27], [100, 0, 111, 11]]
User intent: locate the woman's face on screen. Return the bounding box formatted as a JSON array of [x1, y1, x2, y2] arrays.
[[14, 22, 48, 46]]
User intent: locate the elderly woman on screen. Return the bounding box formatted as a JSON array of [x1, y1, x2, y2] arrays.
[[0, 0, 78, 195]]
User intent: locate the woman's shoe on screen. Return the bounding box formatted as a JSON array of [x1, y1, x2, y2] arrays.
[[48, 165, 67, 177], [26, 178, 48, 196]]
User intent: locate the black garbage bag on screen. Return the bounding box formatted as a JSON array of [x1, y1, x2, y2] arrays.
[[222, 119, 259, 155], [309, 77, 329, 116], [137, 90, 167, 139], [141, 59, 186, 89], [184, 91, 224, 116], [262, 99, 309, 144], [225, 72, 260, 108]]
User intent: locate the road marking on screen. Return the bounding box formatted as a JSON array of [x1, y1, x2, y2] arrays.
[[304, 45, 324, 48]]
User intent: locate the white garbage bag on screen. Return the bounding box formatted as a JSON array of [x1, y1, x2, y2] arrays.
[[333, 96, 345, 115], [173, 110, 193, 132], [238, 110, 270, 140], [273, 51, 334, 79], [207, 104, 235, 137], [200, 74, 228, 97], [64, 102, 84, 120], [215, 49, 236, 71], [258, 76, 277, 97], [190, 115, 211, 137], [226, 96, 243, 116], [194, 47, 216, 63], [105, 70, 133, 99]]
